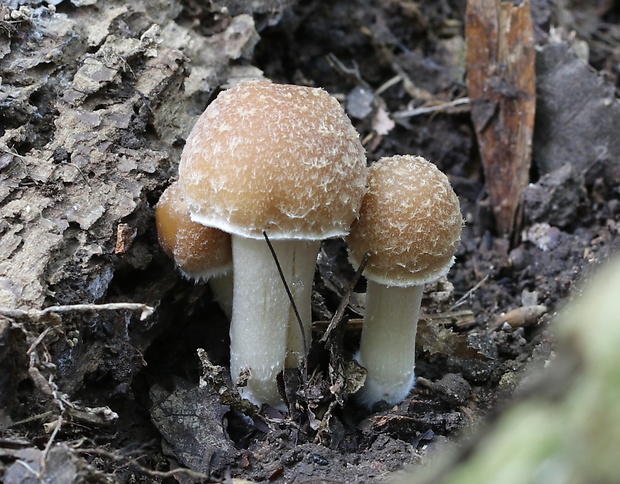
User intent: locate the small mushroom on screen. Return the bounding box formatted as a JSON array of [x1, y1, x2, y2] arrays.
[[178, 80, 367, 408], [347, 155, 462, 408], [156, 181, 233, 317]]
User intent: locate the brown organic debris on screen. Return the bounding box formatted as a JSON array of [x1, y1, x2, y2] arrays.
[[114, 223, 138, 255], [149, 378, 237, 476], [417, 319, 493, 360], [466, 0, 536, 237], [491, 304, 548, 331]]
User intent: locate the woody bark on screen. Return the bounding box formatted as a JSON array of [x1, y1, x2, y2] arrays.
[[466, 0, 536, 237]]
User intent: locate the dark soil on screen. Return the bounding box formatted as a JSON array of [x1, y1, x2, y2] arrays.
[[1, 0, 619, 483]]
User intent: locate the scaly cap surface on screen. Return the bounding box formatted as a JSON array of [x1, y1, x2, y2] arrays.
[[156, 181, 232, 280], [348, 155, 462, 286], [178, 80, 367, 240]]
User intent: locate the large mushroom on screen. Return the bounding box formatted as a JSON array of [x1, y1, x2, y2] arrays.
[[155, 181, 233, 317], [347, 154, 462, 408], [178, 80, 367, 408]]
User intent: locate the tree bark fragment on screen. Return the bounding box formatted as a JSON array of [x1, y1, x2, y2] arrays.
[[466, 0, 536, 237]]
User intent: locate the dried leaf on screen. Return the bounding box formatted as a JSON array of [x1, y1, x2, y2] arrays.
[[372, 106, 395, 136], [149, 378, 237, 474], [417, 319, 493, 360], [4, 444, 79, 484], [533, 42, 620, 180]]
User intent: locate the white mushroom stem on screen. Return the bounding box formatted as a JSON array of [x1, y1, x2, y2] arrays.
[[284, 240, 320, 368], [355, 280, 424, 408], [229, 236, 319, 409], [208, 272, 234, 320]]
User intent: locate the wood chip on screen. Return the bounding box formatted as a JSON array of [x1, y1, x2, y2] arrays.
[[466, 0, 536, 237]]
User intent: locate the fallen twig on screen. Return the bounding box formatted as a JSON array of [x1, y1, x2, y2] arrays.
[[75, 445, 214, 481], [320, 252, 369, 344], [0, 302, 155, 322], [392, 97, 470, 119], [449, 274, 489, 311]]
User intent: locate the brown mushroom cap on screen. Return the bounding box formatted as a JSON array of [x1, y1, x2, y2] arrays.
[[156, 181, 232, 280], [347, 155, 462, 286], [178, 80, 367, 240]]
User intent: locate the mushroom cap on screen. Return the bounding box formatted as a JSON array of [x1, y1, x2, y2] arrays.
[[178, 80, 367, 240], [347, 155, 462, 287], [156, 181, 232, 280]]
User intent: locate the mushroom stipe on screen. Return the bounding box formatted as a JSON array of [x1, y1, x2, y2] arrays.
[[177, 80, 367, 408]]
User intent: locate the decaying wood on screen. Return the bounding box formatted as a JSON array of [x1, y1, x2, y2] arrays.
[[466, 0, 536, 237], [491, 304, 548, 331], [0, 3, 262, 311]]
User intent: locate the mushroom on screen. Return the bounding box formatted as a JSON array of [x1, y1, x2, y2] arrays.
[[347, 154, 462, 408], [178, 80, 367, 408], [156, 181, 233, 317]]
